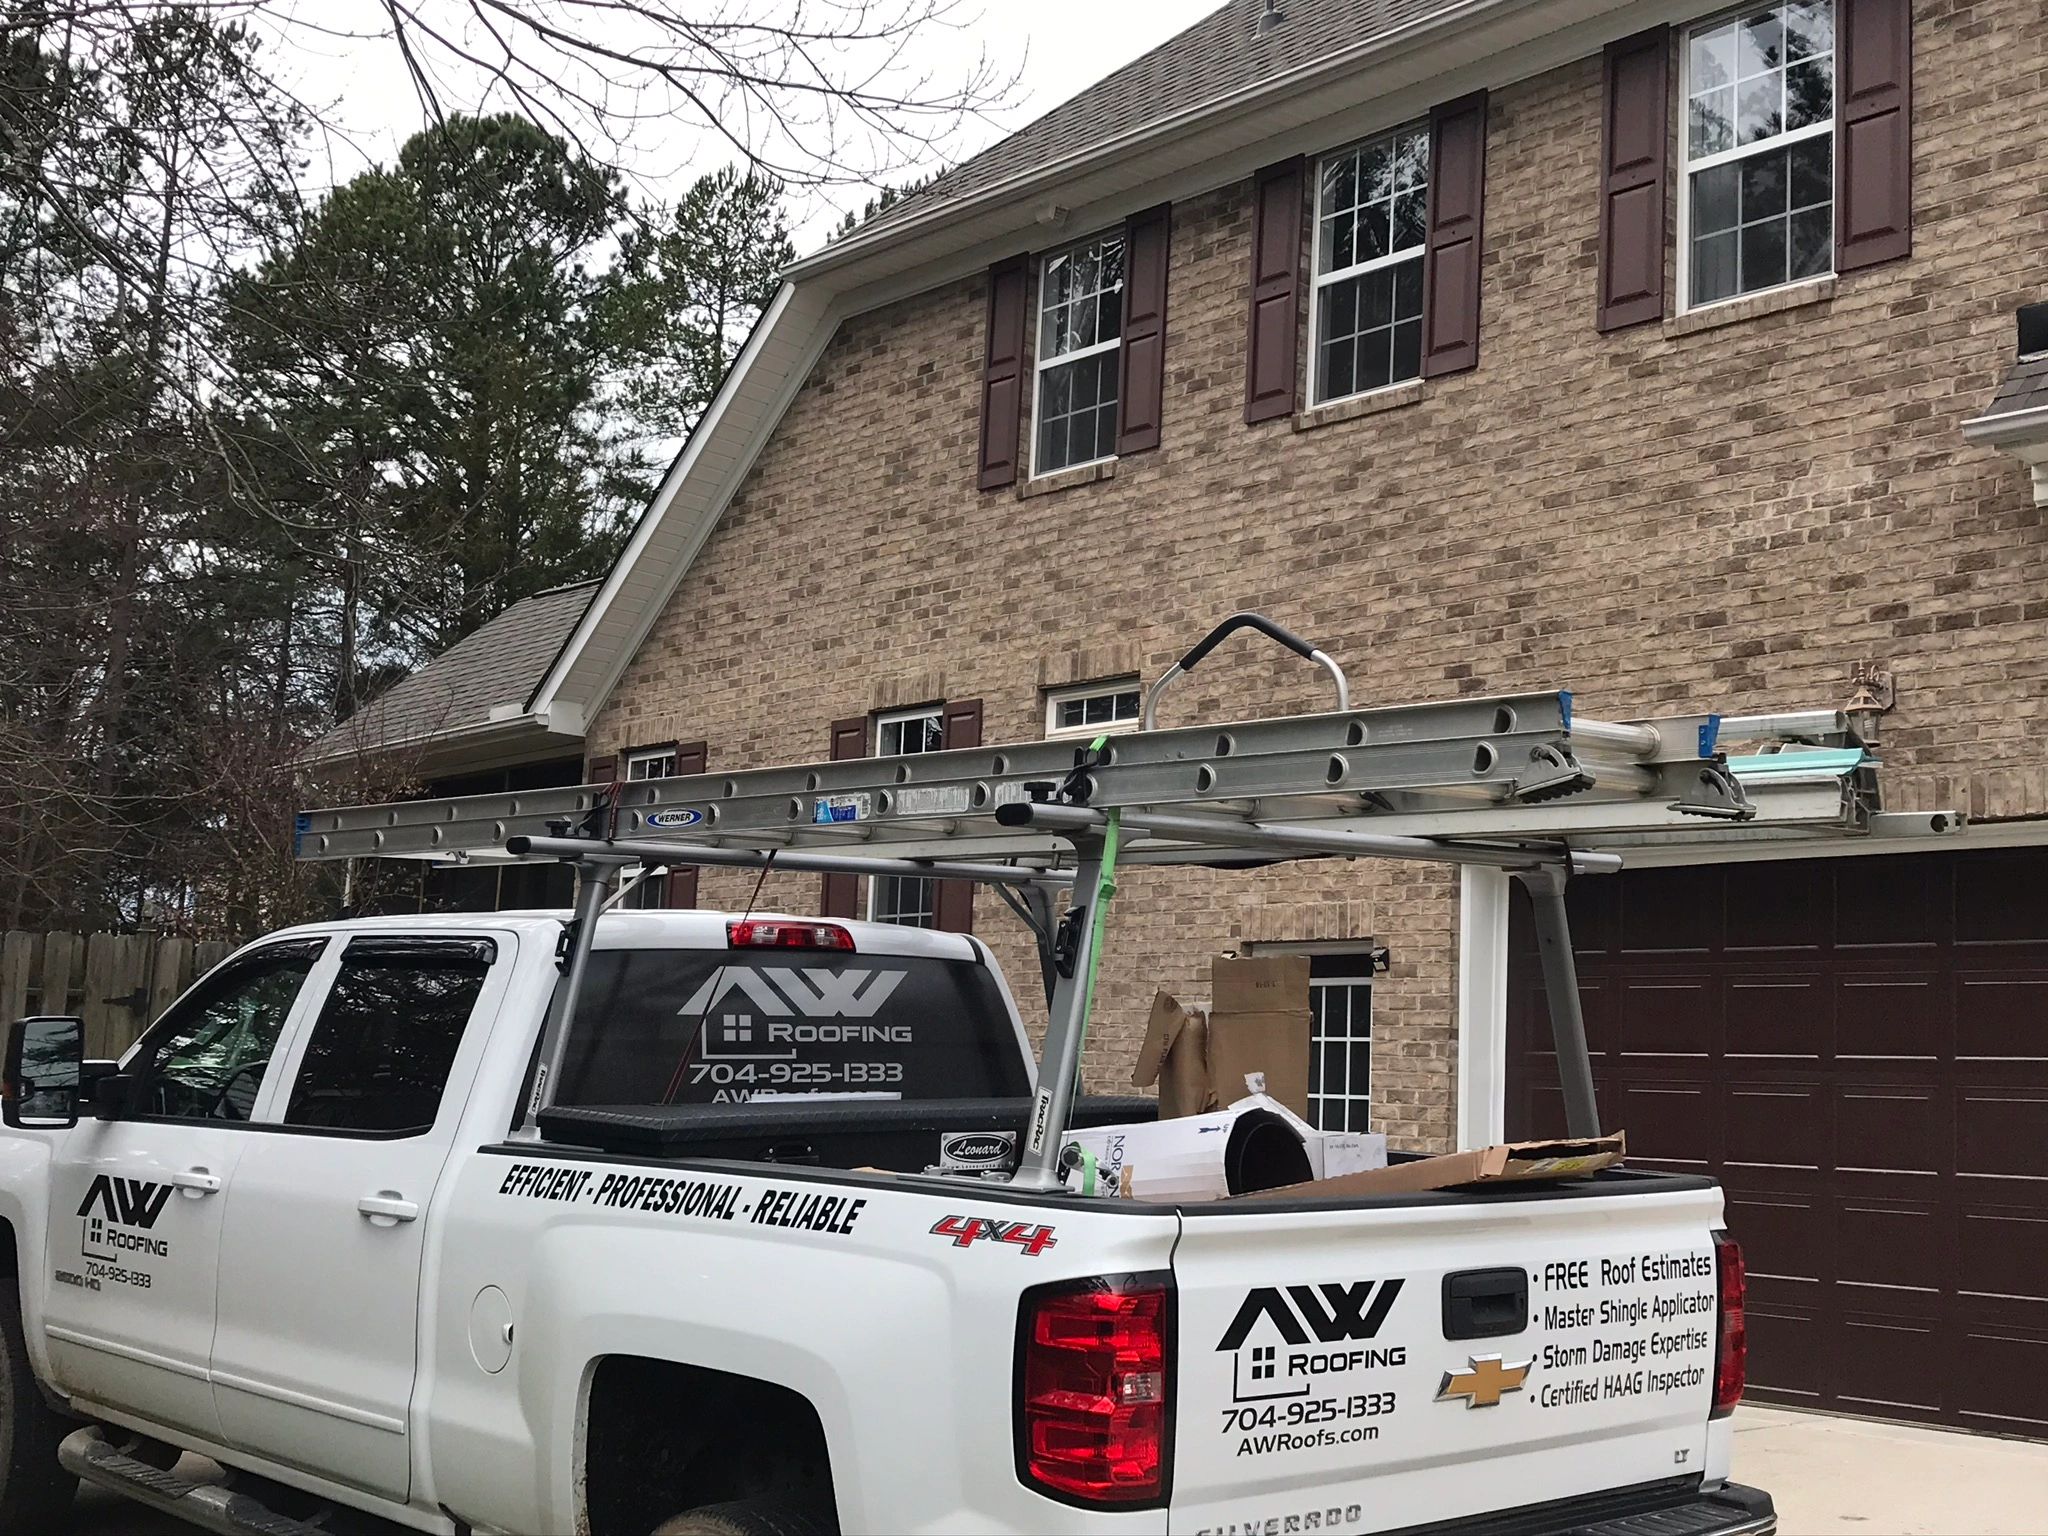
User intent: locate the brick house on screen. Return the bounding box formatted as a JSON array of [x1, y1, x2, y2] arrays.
[[426, 0, 2047, 1431]]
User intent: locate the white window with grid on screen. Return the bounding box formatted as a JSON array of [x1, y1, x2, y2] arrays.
[[1307, 954, 1375, 1134], [621, 748, 679, 906], [624, 746, 676, 781], [618, 753, 684, 909], [869, 707, 944, 927], [1311, 124, 1430, 405], [1033, 233, 1124, 476], [1681, 1, 1835, 310], [1044, 681, 1142, 740]]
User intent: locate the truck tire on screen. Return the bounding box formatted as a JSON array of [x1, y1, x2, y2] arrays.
[[652, 1498, 828, 1536], [0, 1278, 77, 1534]]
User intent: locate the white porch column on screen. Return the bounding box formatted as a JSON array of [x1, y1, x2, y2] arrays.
[[1455, 865, 1511, 1148]]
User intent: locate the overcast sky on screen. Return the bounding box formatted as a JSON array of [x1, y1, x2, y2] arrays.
[[265, 2, 1227, 250]]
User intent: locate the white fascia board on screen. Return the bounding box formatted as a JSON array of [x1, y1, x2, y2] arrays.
[[530, 281, 838, 720], [294, 712, 565, 772]]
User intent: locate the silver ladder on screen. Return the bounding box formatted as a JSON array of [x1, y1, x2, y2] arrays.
[[294, 613, 1943, 1190]]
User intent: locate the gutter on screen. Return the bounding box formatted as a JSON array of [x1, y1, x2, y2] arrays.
[[784, 0, 1523, 284], [295, 709, 581, 772], [1961, 399, 2048, 446]]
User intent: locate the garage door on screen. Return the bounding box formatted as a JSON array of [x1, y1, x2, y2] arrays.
[[1507, 847, 2048, 1437]]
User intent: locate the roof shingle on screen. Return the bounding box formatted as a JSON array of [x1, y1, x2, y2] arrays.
[[303, 580, 597, 762], [1984, 352, 2048, 420], [878, 0, 1464, 226]]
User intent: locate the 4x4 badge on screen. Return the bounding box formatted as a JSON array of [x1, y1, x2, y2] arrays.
[[1437, 1354, 1530, 1408]]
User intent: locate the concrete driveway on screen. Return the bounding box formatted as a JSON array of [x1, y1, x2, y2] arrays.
[[1734, 1405, 2048, 1535]]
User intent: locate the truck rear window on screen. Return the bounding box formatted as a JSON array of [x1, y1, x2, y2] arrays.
[[554, 949, 1029, 1106]]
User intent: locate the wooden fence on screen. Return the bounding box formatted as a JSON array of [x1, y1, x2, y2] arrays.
[[0, 932, 240, 1058]]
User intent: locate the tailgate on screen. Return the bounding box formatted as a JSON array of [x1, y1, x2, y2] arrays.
[[1169, 1182, 1724, 1533]]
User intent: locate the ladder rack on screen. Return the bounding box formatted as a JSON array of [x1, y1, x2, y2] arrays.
[[293, 613, 1949, 1192], [298, 691, 1887, 870]]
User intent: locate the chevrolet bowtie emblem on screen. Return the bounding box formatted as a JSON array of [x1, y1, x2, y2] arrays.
[[1437, 1354, 1532, 1408]]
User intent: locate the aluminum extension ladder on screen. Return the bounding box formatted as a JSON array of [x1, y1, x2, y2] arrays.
[[294, 613, 1939, 1190]]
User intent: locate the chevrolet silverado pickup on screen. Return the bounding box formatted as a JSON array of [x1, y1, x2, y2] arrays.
[[0, 907, 1769, 1536]]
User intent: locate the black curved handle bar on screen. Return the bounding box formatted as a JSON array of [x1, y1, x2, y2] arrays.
[[1175, 611, 1319, 672]]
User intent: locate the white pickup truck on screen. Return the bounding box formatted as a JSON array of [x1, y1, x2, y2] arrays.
[[0, 907, 1770, 1536]]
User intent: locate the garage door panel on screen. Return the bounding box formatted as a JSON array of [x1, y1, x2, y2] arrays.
[[1725, 1084, 1828, 1170], [1836, 975, 1943, 1062], [1835, 856, 1945, 950], [1836, 1314, 1945, 1416], [1725, 975, 1827, 1059], [1620, 868, 1721, 954], [1615, 1081, 1716, 1169], [1724, 1189, 1828, 1289], [1835, 1084, 1946, 1177], [1955, 974, 2048, 1062], [1956, 1210, 2048, 1309], [1725, 861, 1831, 952], [1835, 1200, 1946, 1295], [1950, 1326, 2048, 1434], [1953, 851, 2048, 945], [1956, 1088, 2048, 1184], [1618, 976, 1717, 1058], [1743, 1303, 1826, 1402]]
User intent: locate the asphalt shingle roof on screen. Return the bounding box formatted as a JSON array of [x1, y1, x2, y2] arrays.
[[1984, 352, 2048, 420], [877, 0, 1463, 226], [304, 580, 597, 761]]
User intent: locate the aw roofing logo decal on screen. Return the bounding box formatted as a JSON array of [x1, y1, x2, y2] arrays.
[[682, 965, 909, 1061], [78, 1175, 173, 1262], [1216, 1279, 1407, 1402]]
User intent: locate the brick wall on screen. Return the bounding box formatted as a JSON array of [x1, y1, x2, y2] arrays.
[[591, 0, 2048, 1152]]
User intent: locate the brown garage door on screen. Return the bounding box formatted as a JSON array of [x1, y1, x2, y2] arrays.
[[1508, 847, 2048, 1437]]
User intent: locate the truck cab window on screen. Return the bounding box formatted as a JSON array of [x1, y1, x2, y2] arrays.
[[137, 940, 324, 1121], [283, 938, 493, 1135]]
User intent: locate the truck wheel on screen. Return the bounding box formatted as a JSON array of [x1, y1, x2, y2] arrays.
[[652, 1498, 828, 1536], [0, 1279, 77, 1534]]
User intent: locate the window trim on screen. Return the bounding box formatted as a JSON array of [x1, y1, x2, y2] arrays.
[[868, 705, 945, 927], [1043, 679, 1143, 740], [1675, 0, 1838, 316], [1307, 120, 1431, 409], [623, 744, 678, 781], [1306, 954, 1376, 1135], [1030, 229, 1126, 482]]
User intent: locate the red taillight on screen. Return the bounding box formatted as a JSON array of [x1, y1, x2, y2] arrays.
[[1017, 1275, 1172, 1507], [1712, 1229, 1747, 1418], [725, 920, 855, 951]]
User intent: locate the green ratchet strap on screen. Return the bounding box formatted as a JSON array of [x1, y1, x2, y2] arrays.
[[1072, 733, 1122, 1070]]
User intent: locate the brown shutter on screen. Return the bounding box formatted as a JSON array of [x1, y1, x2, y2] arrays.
[[1421, 91, 1488, 378], [1597, 28, 1670, 332], [977, 255, 1031, 490], [661, 741, 708, 908], [1115, 203, 1172, 455], [933, 700, 984, 933], [1244, 158, 1304, 424], [1836, 0, 1912, 273], [819, 717, 868, 917], [585, 753, 616, 784]]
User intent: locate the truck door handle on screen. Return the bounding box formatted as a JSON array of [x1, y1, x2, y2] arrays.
[[358, 1193, 420, 1226], [170, 1168, 221, 1196]]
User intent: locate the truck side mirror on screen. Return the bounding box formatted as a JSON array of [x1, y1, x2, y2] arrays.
[[4, 1017, 85, 1130]]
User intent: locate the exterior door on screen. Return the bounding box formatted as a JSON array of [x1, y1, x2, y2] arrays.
[[41, 938, 327, 1441], [210, 933, 506, 1500], [1507, 848, 2048, 1437]]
